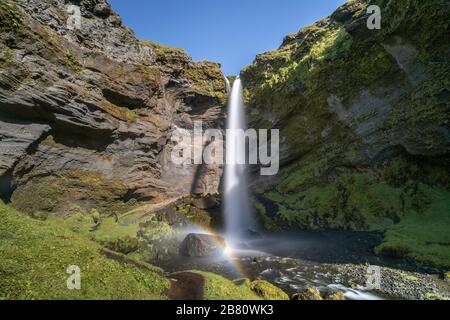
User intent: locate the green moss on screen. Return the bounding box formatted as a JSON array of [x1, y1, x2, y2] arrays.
[[424, 292, 450, 301], [255, 154, 450, 269], [11, 170, 133, 219], [292, 287, 323, 300], [66, 49, 82, 72], [47, 208, 140, 244], [265, 171, 411, 231], [249, 280, 289, 300], [136, 217, 177, 261], [375, 187, 450, 269], [252, 197, 279, 232], [0, 0, 21, 32], [101, 99, 139, 123], [0, 47, 32, 90], [309, 27, 352, 62], [0, 202, 169, 300], [386, 69, 450, 131], [0, 47, 13, 69], [325, 292, 346, 300], [175, 202, 212, 228], [104, 236, 140, 255], [140, 40, 188, 61], [187, 271, 262, 300], [41, 135, 64, 148], [242, 0, 449, 271], [184, 63, 227, 102]]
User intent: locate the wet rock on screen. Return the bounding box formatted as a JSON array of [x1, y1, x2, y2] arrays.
[[292, 288, 323, 300], [191, 195, 217, 210], [241, 0, 450, 271], [444, 272, 450, 282], [253, 256, 265, 264], [179, 233, 225, 257], [0, 0, 227, 209], [325, 291, 346, 300], [250, 280, 289, 300]]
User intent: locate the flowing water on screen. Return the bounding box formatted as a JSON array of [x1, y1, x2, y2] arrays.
[[151, 79, 448, 301], [223, 78, 254, 243]]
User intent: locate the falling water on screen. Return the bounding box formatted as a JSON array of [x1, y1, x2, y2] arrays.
[[224, 78, 254, 244]]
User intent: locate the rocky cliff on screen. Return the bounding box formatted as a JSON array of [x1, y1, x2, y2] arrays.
[[0, 0, 227, 217], [242, 0, 449, 269]]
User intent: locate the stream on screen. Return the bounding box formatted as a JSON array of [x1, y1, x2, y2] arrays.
[[153, 230, 450, 300]]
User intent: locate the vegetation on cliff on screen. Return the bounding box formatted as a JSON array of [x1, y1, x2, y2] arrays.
[[242, 0, 450, 269]]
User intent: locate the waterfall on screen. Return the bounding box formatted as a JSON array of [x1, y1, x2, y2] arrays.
[[224, 78, 254, 244]]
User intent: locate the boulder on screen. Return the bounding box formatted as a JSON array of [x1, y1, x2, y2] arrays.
[[325, 291, 346, 300], [292, 288, 323, 300], [444, 272, 450, 282], [249, 280, 289, 300], [179, 233, 225, 257], [191, 196, 217, 210]]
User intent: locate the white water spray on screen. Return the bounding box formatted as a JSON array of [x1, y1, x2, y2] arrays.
[[224, 78, 254, 243]]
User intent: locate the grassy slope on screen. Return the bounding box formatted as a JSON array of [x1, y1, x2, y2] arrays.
[[0, 202, 169, 300], [376, 187, 450, 269], [0, 203, 292, 300]]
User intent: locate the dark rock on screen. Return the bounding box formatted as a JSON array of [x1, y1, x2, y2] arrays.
[[93, 3, 111, 18], [253, 256, 265, 264], [241, 0, 450, 271], [191, 195, 218, 210], [179, 233, 225, 257], [0, 0, 227, 211]]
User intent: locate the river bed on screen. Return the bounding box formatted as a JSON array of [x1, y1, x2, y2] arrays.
[[153, 231, 449, 300]]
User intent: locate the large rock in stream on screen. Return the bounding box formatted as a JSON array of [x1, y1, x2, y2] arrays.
[[179, 233, 225, 257]]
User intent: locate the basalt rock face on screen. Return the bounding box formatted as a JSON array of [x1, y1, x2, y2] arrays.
[[242, 0, 449, 268], [0, 0, 226, 214]]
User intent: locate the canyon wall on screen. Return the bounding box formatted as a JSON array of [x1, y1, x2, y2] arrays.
[[0, 0, 226, 216], [242, 0, 449, 268]]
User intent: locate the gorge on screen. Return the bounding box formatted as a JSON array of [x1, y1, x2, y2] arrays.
[[0, 0, 449, 300]]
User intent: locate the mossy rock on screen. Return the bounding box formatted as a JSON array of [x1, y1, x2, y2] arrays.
[[103, 236, 141, 255], [424, 292, 450, 301], [444, 272, 450, 281], [292, 288, 323, 300], [249, 280, 289, 300], [140, 40, 189, 63], [0, 0, 21, 32], [11, 170, 134, 219], [66, 49, 82, 72], [375, 242, 411, 259], [186, 271, 262, 300], [325, 291, 346, 300]]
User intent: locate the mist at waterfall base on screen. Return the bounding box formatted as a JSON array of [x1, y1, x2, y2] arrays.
[[156, 79, 385, 300], [223, 78, 256, 246]]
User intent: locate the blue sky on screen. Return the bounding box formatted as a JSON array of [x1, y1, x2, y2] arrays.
[[109, 0, 347, 75]]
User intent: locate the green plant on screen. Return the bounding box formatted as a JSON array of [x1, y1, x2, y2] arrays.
[[66, 49, 82, 72], [0, 1, 21, 31], [0, 202, 169, 300]]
